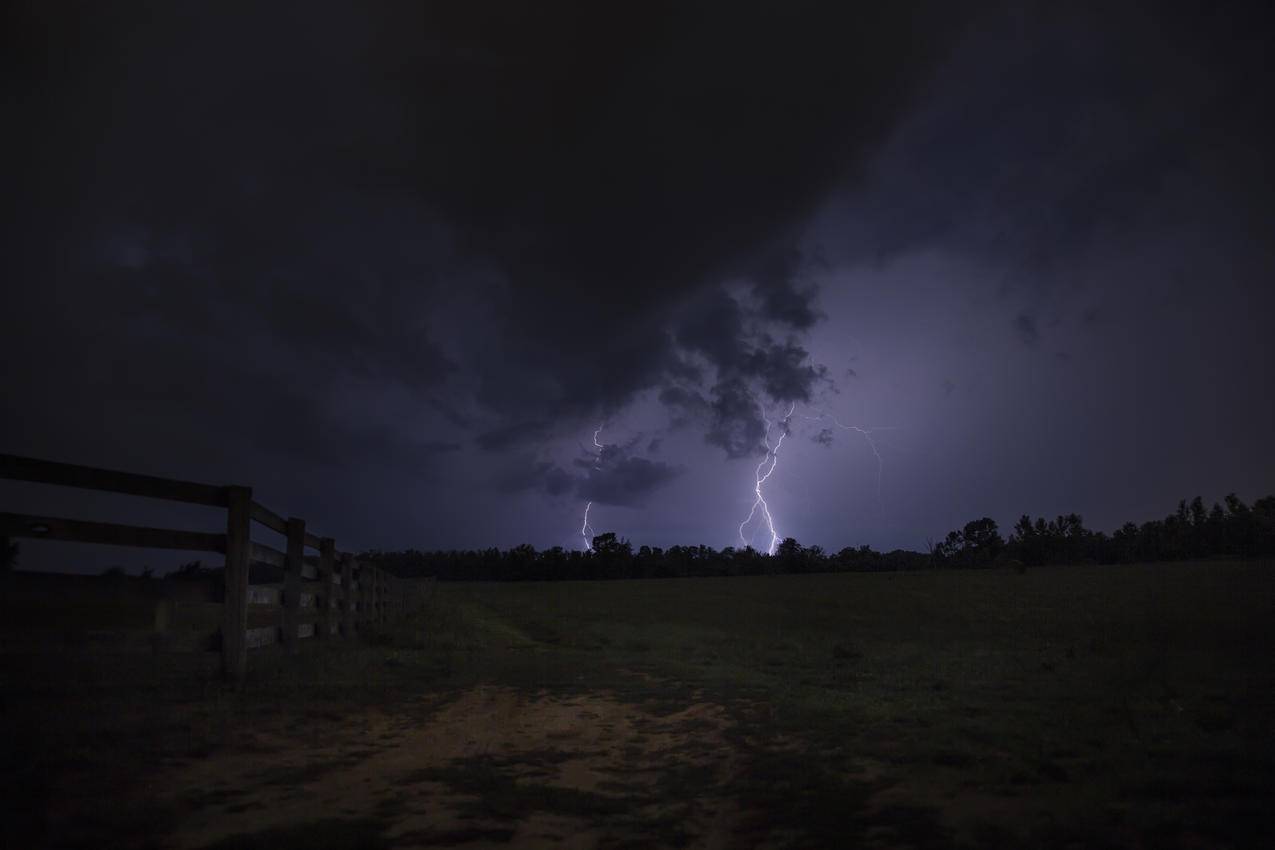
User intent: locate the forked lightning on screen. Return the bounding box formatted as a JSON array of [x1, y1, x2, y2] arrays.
[[738, 402, 796, 555]]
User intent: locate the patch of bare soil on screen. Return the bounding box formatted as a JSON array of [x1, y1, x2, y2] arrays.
[[156, 687, 744, 849]]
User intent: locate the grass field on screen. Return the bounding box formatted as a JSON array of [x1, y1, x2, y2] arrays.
[[3, 561, 1273, 849]]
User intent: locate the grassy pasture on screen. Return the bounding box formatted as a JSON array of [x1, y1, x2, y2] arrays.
[[2, 561, 1273, 848]]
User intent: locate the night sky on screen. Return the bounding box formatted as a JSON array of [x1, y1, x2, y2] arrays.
[[4, 2, 1274, 570]]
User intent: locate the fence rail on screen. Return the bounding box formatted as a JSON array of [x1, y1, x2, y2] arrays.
[[0, 452, 429, 679]]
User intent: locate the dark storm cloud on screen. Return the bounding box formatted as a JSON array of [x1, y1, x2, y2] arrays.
[[11, 0, 1269, 561], [674, 288, 749, 374], [427, 0, 973, 416], [813, 429, 834, 448], [93, 199, 459, 388], [667, 282, 828, 456], [3, 1, 979, 489], [476, 421, 554, 453], [755, 279, 822, 330], [705, 379, 766, 459], [503, 439, 681, 508], [749, 248, 825, 330], [578, 456, 682, 508], [743, 339, 830, 403], [657, 387, 710, 424]]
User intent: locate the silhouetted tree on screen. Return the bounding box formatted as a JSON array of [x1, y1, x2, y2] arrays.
[[933, 529, 964, 563], [961, 517, 1004, 563]]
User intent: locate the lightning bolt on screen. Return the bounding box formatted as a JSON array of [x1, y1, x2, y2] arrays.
[[581, 424, 604, 551], [738, 402, 796, 555], [799, 411, 895, 502], [581, 502, 595, 550]]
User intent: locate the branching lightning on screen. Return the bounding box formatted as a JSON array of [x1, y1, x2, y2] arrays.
[[738, 402, 796, 555], [736, 405, 896, 555], [581, 424, 604, 551], [577, 406, 889, 556], [799, 411, 892, 502]]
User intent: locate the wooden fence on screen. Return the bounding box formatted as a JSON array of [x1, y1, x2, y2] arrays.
[[0, 453, 429, 679]]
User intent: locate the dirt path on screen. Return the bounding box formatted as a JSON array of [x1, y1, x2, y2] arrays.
[[157, 687, 745, 849]]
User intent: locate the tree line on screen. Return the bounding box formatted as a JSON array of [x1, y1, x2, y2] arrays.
[[361, 492, 1275, 582], [933, 493, 1275, 569], [3, 492, 1270, 582], [363, 535, 934, 582]]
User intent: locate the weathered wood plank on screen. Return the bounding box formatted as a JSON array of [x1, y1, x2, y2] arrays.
[[250, 583, 327, 607], [249, 501, 287, 534], [245, 621, 320, 645], [245, 626, 278, 649], [248, 585, 280, 606], [0, 512, 225, 553], [0, 453, 229, 506], [249, 542, 285, 567], [251, 504, 324, 551]]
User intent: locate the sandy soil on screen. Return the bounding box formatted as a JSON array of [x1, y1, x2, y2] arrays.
[[156, 686, 745, 849]]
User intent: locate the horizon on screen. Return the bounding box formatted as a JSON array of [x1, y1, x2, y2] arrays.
[[4, 445, 1268, 576]]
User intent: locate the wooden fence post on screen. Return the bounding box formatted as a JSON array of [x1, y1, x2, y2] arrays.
[[283, 517, 304, 652], [341, 555, 356, 637], [223, 486, 252, 680], [318, 537, 335, 640]]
